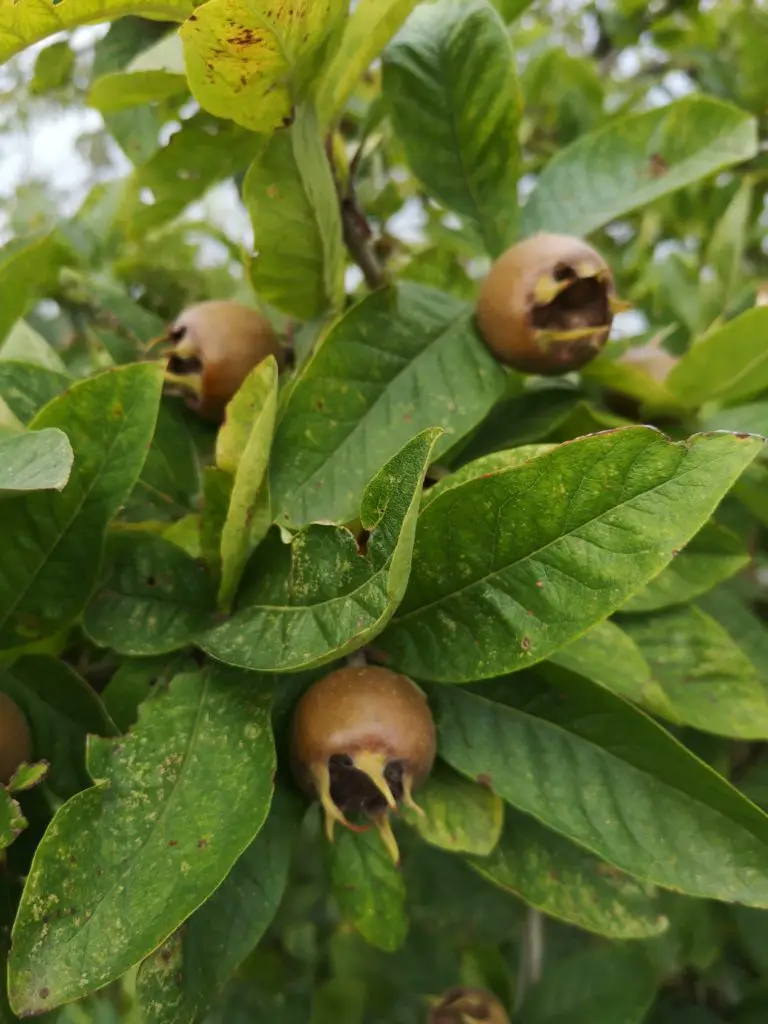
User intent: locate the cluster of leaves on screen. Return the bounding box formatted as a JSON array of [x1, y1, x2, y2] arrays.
[[1, 0, 768, 1022]]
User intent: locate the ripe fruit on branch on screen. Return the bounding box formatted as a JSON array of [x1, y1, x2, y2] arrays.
[[430, 987, 510, 1024], [161, 300, 281, 420], [0, 693, 32, 785], [290, 665, 436, 862], [476, 233, 625, 375]]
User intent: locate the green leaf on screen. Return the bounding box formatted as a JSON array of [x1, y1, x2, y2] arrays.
[[216, 357, 279, 610], [0, 789, 27, 851], [667, 308, 768, 407], [518, 946, 657, 1024], [180, 0, 345, 132], [29, 40, 74, 94], [377, 427, 763, 682], [422, 445, 556, 510], [469, 811, 668, 939], [0, 321, 67, 373], [619, 522, 749, 614], [269, 284, 506, 528], [618, 605, 768, 739], [316, 0, 419, 123], [698, 586, 768, 690], [0, 0, 193, 65], [0, 235, 67, 345], [702, 400, 768, 438], [382, 0, 520, 255], [243, 114, 344, 321], [433, 669, 768, 905], [82, 532, 217, 657], [9, 665, 275, 1016], [404, 762, 503, 856], [6, 761, 48, 793], [200, 428, 441, 672], [128, 401, 201, 521], [136, 785, 302, 1024], [0, 430, 73, 495], [331, 826, 408, 953], [0, 364, 164, 649], [0, 362, 72, 425], [580, 349, 684, 416], [521, 97, 758, 238], [0, 656, 116, 799], [88, 69, 188, 112]]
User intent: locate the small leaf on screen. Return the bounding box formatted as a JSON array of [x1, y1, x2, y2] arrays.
[[136, 785, 303, 1024], [383, 0, 521, 255], [83, 532, 217, 657], [404, 762, 503, 856], [433, 670, 768, 905], [618, 605, 768, 739], [377, 428, 763, 682], [88, 69, 188, 112], [469, 810, 668, 939], [29, 40, 75, 94], [216, 357, 279, 610], [0, 361, 72, 425], [269, 284, 506, 528], [521, 97, 758, 238], [0, 430, 74, 494], [667, 308, 768, 407], [0, 364, 164, 649], [331, 826, 408, 953], [9, 665, 275, 1015], [0, 789, 27, 850], [201, 428, 441, 672], [180, 0, 345, 132], [7, 761, 49, 793], [0, 235, 68, 345], [243, 112, 344, 321], [620, 522, 749, 614]]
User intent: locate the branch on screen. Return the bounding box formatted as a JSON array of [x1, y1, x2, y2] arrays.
[[327, 136, 389, 291]]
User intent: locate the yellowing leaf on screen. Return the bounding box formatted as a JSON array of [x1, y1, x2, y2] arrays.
[[180, 0, 346, 131]]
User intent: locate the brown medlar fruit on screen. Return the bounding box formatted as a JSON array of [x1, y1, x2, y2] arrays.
[[476, 233, 624, 375], [290, 665, 436, 862], [0, 693, 32, 786], [430, 987, 510, 1024], [162, 300, 281, 420]]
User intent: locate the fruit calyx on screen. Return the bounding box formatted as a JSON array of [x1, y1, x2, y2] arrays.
[[429, 986, 511, 1024]]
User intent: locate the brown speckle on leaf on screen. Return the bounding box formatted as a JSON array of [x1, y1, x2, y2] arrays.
[[521, 636, 531, 651], [39, 989, 50, 1000], [175, 972, 183, 987], [198, 839, 208, 848], [477, 773, 493, 787], [169, 840, 178, 847]]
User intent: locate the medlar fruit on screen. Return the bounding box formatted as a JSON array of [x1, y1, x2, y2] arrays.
[[430, 987, 510, 1024], [0, 693, 32, 785], [290, 665, 436, 862], [162, 300, 281, 420], [476, 232, 624, 375]]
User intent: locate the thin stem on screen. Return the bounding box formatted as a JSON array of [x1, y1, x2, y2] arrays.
[[326, 136, 388, 290], [514, 908, 545, 1012]]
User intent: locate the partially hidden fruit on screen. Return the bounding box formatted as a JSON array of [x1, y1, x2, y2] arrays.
[[476, 232, 625, 375], [0, 693, 32, 786], [618, 340, 678, 383], [162, 300, 281, 420], [290, 665, 436, 863], [429, 987, 510, 1024]]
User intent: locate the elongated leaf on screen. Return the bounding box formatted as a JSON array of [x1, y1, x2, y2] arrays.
[[0, 364, 163, 650], [702, 400, 768, 438], [0, 790, 27, 851], [129, 401, 201, 521], [181, 0, 345, 132], [667, 308, 768, 407], [383, 0, 520, 255], [619, 605, 768, 739], [9, 666, 275, 1015], [243, 127, 343, 321], [0, 362, 71, 425], [269, 284, 506, 528], [698, 586, 768, 689], [0, 430, 73, 495], [0, 656, 116, 799], [434, 670, 768, 905], [404, 762, 503, 856], [518, 946, 657, 1024], [521, 97, 758, 238], [619, 522, 749, 613], [422, 444, 555, 510], [0, 0, 193, 65], [469, 811, 667, 939], [331, 827, 408, 952], [317, 0, 418, 123], [201, 429, 440, 672], [0, 235, 67, 344], [82, 532, 217, 656], [217, 358, 279, 610], [136, 786, 302, 1024], [377, 428, 763, 682], [88, 69, 188, 112]]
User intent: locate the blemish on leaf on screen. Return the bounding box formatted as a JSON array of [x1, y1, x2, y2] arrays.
[[168, 840, 178, 847], [476, 773, 493, 788], [521, 636, 531, 651], [38, 988, 49, 1000]]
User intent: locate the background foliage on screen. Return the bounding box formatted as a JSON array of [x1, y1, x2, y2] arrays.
[[2, 0, 768, 1022]]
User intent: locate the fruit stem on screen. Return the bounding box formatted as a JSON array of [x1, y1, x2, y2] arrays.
[[514, 908, 545, 1011]]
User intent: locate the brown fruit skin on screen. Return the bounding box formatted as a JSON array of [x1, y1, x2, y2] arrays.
[[0, 693, 32, 785], [475, 232, 616, 375], [167, 300, 281, 420], [290, 665, 436, 803], [430, 987, 510, 1024]]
